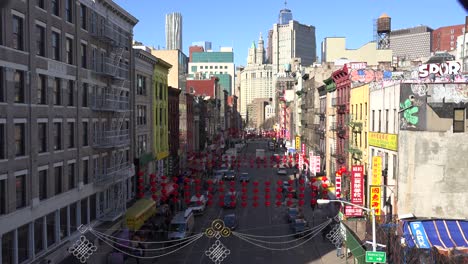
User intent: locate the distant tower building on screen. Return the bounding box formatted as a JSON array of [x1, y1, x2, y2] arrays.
[[166, 12, 182, 50], [376, 13, 391, 49], [256, 32, 265, 64], [279, 1, 293, 24], [192, 41, 212, 51]]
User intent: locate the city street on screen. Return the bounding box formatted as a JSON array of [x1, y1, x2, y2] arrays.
[[144, 140, 339, 264]]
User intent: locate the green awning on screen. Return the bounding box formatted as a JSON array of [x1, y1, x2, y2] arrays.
[[344, 223, 366, 263]]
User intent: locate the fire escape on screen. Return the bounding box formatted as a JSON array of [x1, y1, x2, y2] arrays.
[[90, 15, 133, 221], [332, 68, 350, 168], [347, 114, 363, 162]]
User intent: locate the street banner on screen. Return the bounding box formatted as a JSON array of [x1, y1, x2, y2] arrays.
[[301, 143, 306, 154], [309, 151, 314, 173], [298, 154, 304, 171], [295, 136, 301, 150], [335, 173, 342, 199], [372, 156, 382, 185], [314, 156, 320, 174], [345, 206, 363, 217], [370, 186, 382, 216], [351, 165, 364, 205]]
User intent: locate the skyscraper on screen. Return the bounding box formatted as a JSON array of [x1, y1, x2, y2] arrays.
[[278, 7, 293, 24], [166, 12, 183, 50]]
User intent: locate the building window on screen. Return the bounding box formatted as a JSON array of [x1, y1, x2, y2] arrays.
[[54, 166, 62, 194], [137, 134, 147, 156], [16, 174, 26, 209], [137, 75, 146, 95], [15, 123, 26, 157], [80, 4, 87, 30], [82, 121, 88, 146], [70, 203, 77, 234], [67, 122, 75, 148], [37, 74, 47, 104], [52, 0, 59, 16], [39, 169, 47, 200], [68, 80, 74, 106], [38, 122, 47, 153], [82, 83, 88, 107], [81, 43, 87, 68], [0, 68, 4, 102], [34, 217, 44, 255], [12, 15, 24, 50], [14, 70, 25, 103], [81, 199, 88, 225], [53, 78, 61, 105], [37, 0, 45, 9], [52, 32, 60, 61], [66, 37, 73, 64], [454, 108, 465, 133], [36, 25, 46, 56], [82, 159, 89, 184], [68, 163, 75, 190], [46, 212, 56, 247], [59, 207, 68, 240], [91, 47, 97, 70], [137, 105, 147, 125], [65, 0, 73, 23], [17, 224, 29, 263], [2, 232, 14, 264], [0, 124, 5, 159], [54, 122, 62, 150], [0, 179, 6, 214]]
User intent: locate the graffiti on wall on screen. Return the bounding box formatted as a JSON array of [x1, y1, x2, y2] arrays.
[[431, 84, 468, 104], [399, 83, 427, 131]]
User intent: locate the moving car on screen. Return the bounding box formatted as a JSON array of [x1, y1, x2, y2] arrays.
[[188, 195, 207, 215], [239, 172, 250, 182], [224, 192, 238, 208], [222, 170, 236, 181], [277, 166, 287, 175], [168, 209, 195, 240], [223, 214, 239, 230], [290, 218, 309, 237]]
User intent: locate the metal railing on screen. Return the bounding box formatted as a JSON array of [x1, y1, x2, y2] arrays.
[[93, 129, 130, 148], [90, 21, 129, 47], [94, 162, 134, 186], [95, 57, 129, 79], [91, 94, 129, 112]]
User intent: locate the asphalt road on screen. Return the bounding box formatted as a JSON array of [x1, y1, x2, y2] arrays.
[[152, 140, 339, 264]]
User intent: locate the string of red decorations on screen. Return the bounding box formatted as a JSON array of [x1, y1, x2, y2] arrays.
[[137, 171, 144, 199], [150, 174, 157, 201]]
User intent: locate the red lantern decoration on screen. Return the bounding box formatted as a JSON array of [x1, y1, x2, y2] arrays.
[[253, 201, 259, 208], [137, 171, 144, 177], [152, 194, 157, 200], [265, 201, 271, 207], [241, 201, 248, 208], [151, 187, 157, 193], [321, 176, 327, 181], [275, 200, 282, 207], [138, 178, 144, 183], [150, 174, 156, 179]]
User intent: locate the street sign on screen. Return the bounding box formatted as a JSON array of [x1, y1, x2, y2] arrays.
[[365, 251, 386, 263]]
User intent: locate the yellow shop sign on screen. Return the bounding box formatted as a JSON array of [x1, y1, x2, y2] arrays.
[[368, 132, 398, 151]]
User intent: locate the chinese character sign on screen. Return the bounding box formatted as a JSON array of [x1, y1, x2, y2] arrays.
[[370, 186, 382, 216], [372, 156, 382, 185], [301, 143, 306, 154], [309, 151, 314, 173], [351, 165, 364, 205], [313, 156, 321, 175], [345, 206, 363, 217], [335, 174, 342, 199], [298, 154, 304, 171], [295, 136, 301, 150]]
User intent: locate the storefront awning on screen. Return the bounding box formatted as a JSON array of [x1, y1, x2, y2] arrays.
[[403, 220, 468, 249], [125, 198, 156, 231]]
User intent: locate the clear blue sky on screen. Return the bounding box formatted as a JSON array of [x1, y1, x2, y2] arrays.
[[114, 0, 467, 66]]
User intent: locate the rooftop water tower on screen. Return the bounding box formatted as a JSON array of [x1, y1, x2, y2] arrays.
[[377, 13, 391, 49]]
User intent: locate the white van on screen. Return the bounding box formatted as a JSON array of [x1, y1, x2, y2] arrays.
[[188, 195, 207, 215], [167, 209, 195, 240]]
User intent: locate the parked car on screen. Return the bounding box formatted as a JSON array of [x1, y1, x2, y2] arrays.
[[224, 192, 238, 208], [290, 218, 309, 237], [239, 173, 250, 182], [188, 195, 207, 215], [223, 214, 239, 230]]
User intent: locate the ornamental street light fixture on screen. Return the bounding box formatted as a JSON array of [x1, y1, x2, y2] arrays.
[[317, 199, 377, 252]]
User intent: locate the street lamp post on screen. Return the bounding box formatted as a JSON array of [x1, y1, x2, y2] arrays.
[[317, 199, 377, 252]]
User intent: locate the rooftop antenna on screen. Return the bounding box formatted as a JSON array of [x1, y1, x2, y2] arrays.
[[284, 0, 287, 7]]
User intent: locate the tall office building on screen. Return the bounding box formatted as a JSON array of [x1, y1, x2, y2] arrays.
[[0, 0, 137, 263], [271, 19, 317, 73], [165, 12, 183, 50], [278, 7, 293, 24], [240, 34, 273, 119]]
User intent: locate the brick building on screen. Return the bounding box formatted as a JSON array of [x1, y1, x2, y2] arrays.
[[432, 24, 465, 52], [168, 86, 181, 176]]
